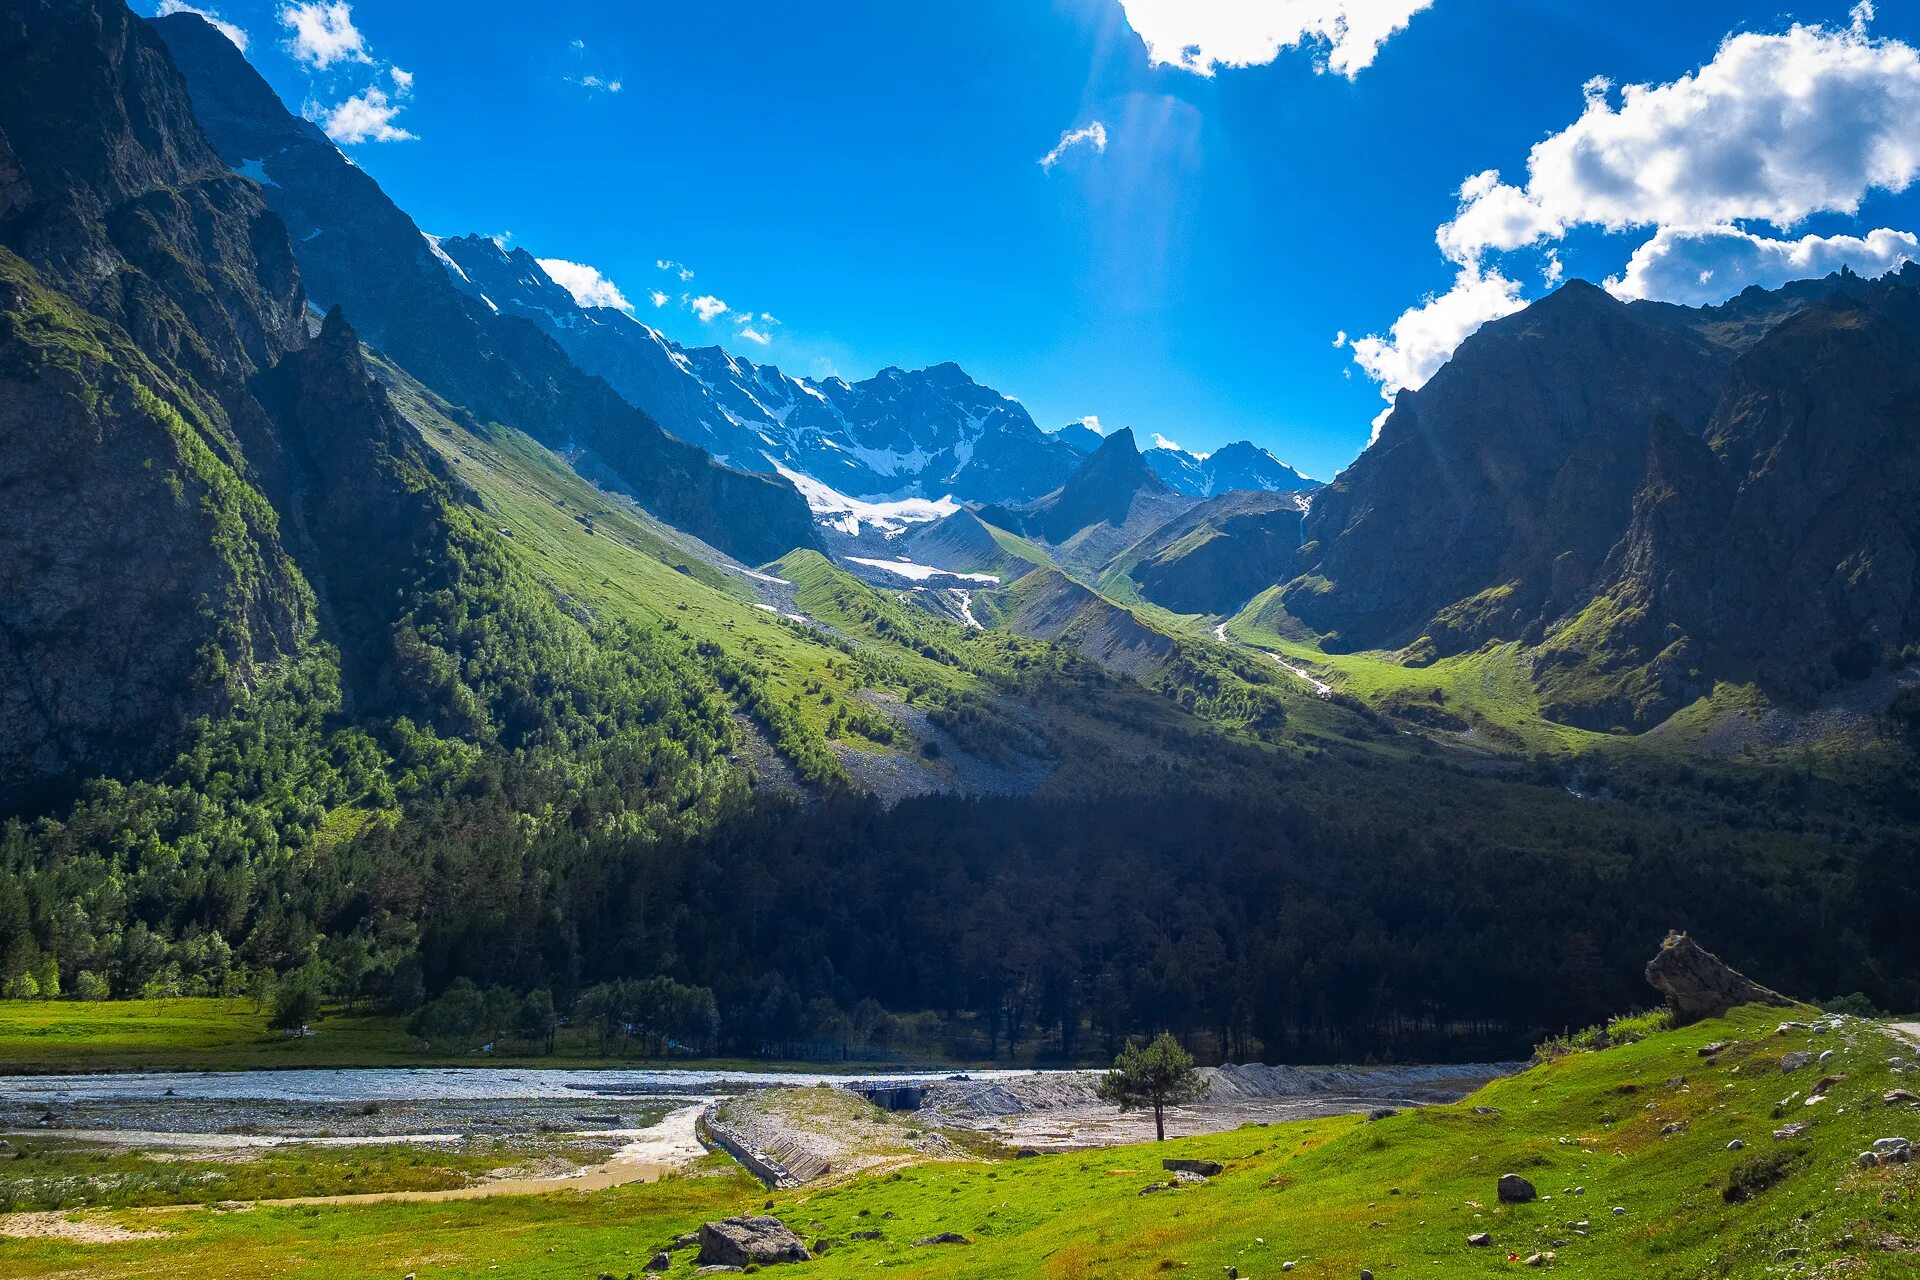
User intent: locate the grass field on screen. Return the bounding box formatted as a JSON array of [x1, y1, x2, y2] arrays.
[[0, 1000, 928, 1074], [3, 1007, 1915, 1278]]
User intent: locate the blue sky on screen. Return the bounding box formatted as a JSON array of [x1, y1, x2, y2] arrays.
[[152, 1, 1920, 480]]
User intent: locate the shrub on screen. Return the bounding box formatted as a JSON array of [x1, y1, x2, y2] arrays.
[[1535, 1007, 1673, 1060], [1724, 1149, 1807, 1203]]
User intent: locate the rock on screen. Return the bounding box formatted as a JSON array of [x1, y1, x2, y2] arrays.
[[1644, 933, 1794, 1026], [1140, 1181, 1175, 1195], [1781, 1051, 1816, 1073], [1468, 1233, 1492, 1246], [1814, 1074, 1848, 1094], [1660, 1122, 1682, 1136], [1361, 1271, 1374, 1280], [1367, 1108, 1399, 1122], [912, 1233, 970, 1247], [1859, 1151, 1880, 1169], [1727, 1139, 1745, 1150], [1872, 1137, 1912, 1162], [1497, 1173, 1538, 1204], [693, 1270, 742, 1277], [1819, 1049, 1836, 1063], [1886, 1090, 1919, 1104], [696, 1217, 811, 1268], [1163, 1159, 1225, 1177], [1473, 1106, 1500, 1116], [1282, 1264, 1295, 1273], [673, 1234, 700, 1249], [1699, 1041, 1731, 1056], [1173, 1171, 1210, 1185], [643, 1254, 671, 1272], [1015, 1148, 1040, 1158], [1522, 1253, 1550, 1267], [1612, 1207, 1627, 1216], [849, 1231, 882, 1241]]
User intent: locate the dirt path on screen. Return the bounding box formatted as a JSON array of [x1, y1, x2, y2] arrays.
[[1891, 1022, 1920, 1048], [243, 1101, 711, 1207]]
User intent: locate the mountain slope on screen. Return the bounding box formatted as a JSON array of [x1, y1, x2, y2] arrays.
[[1120, 489, 1309, 615], [1286, 280, 1731, 655], [981, 427, 1186, 550], [152, 13, 816, 566]]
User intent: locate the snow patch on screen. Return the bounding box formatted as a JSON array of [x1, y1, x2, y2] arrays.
[[772, 462, 958, 537], [848, 557, 1000, 585]]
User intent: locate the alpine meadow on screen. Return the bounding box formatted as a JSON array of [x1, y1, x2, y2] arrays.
[[1, 1, 1919, 1276]]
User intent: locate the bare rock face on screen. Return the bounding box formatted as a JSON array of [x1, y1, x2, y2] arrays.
[[1645, 933, 1794, 1025], [696, 1217, 810, 1268]]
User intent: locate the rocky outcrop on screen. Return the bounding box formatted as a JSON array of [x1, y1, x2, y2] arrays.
[[696, 1217, 810, 1268], [1645, 933, 1795, 1026], [982, 428, 1182, 548]]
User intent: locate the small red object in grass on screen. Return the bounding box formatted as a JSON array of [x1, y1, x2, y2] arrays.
[[1508, 1255, 1518, 1262]]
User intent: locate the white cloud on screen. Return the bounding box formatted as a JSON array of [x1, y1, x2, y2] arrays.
[[736, 324, 772, 345], [319, 87, 414, 144], [1438, 17, 1920, 268], [536, 258, 635, 314], [649, 289, 670, 308], [1341, 266, 1526, 437], [689, 295, 729, 322], [279, 2, 369, 69], [1039, 121, 1109, 171], [389, 66, 413, 94], [568, 74, 623, 93], [1077, 415, 1105, 434], [156, 1, 247, 51], [657, 259, 695, 281], [1347, 10, 1920, 434], [1608, 225, 1919, 305], [1116, 0, 1434, 79], [1151, 433, 1184, 453]]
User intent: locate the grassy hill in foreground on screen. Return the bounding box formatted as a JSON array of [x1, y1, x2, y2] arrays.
[[3, 1006, 1915, 1278]]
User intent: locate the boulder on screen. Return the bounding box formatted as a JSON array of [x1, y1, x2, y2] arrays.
[[1644, 933, 1794, 1025], [1886, 1090, 1919, 1104], [697, 1217, 811, 1268], [912, 1233, 971, 1247], [1773, 1123, 1810, 1141], [1781, 1052, 1815, 1073], [1163, 1159, 1225, 1177], [1468, 1233, 1492, 1246], [1498, 1173, 1538, 1203], [643, 1254, 671, 1272]]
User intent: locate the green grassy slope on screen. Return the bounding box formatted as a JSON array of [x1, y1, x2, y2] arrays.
[[7, 1008, 1913, 1279]]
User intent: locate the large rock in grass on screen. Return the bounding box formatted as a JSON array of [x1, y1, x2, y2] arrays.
[[1645, 933, 1794, 1026], [697, 1217, 811, 1267], [1497, 1173, 1538, 1204]]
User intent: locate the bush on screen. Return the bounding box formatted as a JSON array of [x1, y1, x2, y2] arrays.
[[1724, 1149, 1807, 1203], [1821, 992, 1880, 1018], [1535, 1008, 1673, 1060], [269, 980, 320, 1032]]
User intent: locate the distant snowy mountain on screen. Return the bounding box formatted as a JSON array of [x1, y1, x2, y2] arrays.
[[436, 236, 1083, 505], [1142, 440, 1320, 498]]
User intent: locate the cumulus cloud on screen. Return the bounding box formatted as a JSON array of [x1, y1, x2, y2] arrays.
[[1117, 0, 1434, 79], [1346, 11, 1920, 434], [1040, 121, 1108, 171], [657, 259, 695, 281], [279, 2, 369, 69], [155, 1, 247, 50], [649, 289, 670, 308], [536, 258, 635, 314], [1340, 266, 1526, 437], [689, 295, 729, 322], [1438, 18, 1920, 268], [389, 66, 413, 94], [1151, 433, 1184, 452], [1077, 415, 1105, 434], [1608, 225, 1919, 305], [319, 87, 414, 143]]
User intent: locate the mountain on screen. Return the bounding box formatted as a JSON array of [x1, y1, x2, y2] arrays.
[[981, 427, 1183, 548], [1121, 490, 1310, 615], [152, 13, 815, 566], [1284, 280, 1731, 654], [0, 0, 507, 813], [431, 235, 1083, 506], [1052, 420, 1105, 454], [1280, 266, 1920, 730], [1144, 440, 1320, 498]]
